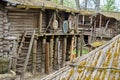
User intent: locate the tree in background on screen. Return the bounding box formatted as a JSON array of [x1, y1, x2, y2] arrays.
[[102, 0, 117, 12], [75, 0, 80, 10]]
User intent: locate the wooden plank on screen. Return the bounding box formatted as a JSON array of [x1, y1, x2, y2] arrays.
[[45, 42, 50, 74]]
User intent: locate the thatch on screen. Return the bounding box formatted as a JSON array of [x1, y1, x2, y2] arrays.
[[3, 0, 79, 13], [100, 12, 120, 21]]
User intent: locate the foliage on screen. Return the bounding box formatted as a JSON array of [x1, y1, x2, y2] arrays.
[[102, 0, 118, 12]]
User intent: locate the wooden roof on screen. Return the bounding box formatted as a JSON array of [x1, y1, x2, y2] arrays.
[[99, 12, 120, 21], [41, 34, 120, 80], [3, 0, 79, 13]]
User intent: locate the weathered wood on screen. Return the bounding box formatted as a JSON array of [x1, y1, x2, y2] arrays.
[[82, 15, 85, 24], [41, 37, 46, 73], [45, 42, 50, 74], [39, 10, 42, 34], [49, 36, 54, 71], [62, 37, 67, 67], [54, 37, 59, 69], [70, 37, 74, 61], [80, 31, 83, 56], [21, 30, 35, 79], [76, 36, 79, 57], [99, 15, 102, 28], [32, 39, 37, 75]]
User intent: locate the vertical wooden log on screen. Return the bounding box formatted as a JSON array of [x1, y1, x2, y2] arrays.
[[62, 36, 67, 67], [99, 15, 102, 28], [77, 36, 80, 57], [90, 17, 93, 25], [93, 21, 96, 41], [80, 31, 83, 56], [76, 36, 79, 57], [54, 37, 59, 70], [39, 10, 42, 34], [53, 11, 56, 33], [49, 36, 54, 71], [32, 39, 37, 75], [45, 42, 50, 74], [82, 15, 85, 24], [70, 37, 74, 61], [41, 37, 46, 73], [74, 14, 79, 33]]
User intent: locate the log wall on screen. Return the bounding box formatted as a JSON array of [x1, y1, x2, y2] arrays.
[[8, 11, 39, 37]]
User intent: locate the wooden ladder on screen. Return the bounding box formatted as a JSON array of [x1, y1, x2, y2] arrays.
[[16, 30, 35, 79]]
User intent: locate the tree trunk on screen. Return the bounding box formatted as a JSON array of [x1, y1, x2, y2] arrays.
[[84, 0, 88, 10], [95, 0, 100, 11], [75, 0, 80, 10], [60, 0, 63, 5]]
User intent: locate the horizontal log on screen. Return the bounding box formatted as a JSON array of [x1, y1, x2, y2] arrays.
[[9, 19, 33, 22]]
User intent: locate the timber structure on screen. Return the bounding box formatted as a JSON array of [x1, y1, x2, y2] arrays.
[[0, 0, 119, 79]]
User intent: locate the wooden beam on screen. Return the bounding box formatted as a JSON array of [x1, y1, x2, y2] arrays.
[[82, 15, 85, 24], [99, 15, 102, 28], [49, 36, 54, 71], [62, 36, 67, 67], [39, 10, 42, 34], [41, 37, 46, 73], [70, 36, 74, 61], [45, 42, 50, 74], [80, 31, 83, 56], [32, 39, 37, 75], [54, 37, 59, 69], [75, 14, 79, 33]]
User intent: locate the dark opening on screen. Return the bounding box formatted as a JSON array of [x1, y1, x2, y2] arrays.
[[84, 35, 88, 44]]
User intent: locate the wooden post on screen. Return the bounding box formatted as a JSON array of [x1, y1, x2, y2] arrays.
[[45, 42, 50, 74], [77, 36, 80, 57], [99, 15, 102, 28], [76, 36, 79, 57], [82, 15, 85, 24], [41, 37, 46, 73], [75, 14, 79, 33], [80, 30, 83, 56], [54, 37, 59, 70], [62, 36, 67, 67], [49, 36, 54, 71], [90, 17, 93, 25], [93, 21, 96, 41], [32, 39, 37, 75], [39, 10, 42, 34], [70, 36, 74, 61], [53, 11, 56, 33]]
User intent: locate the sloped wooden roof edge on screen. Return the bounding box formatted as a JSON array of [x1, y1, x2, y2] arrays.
[[2, 0, 80, 13]]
